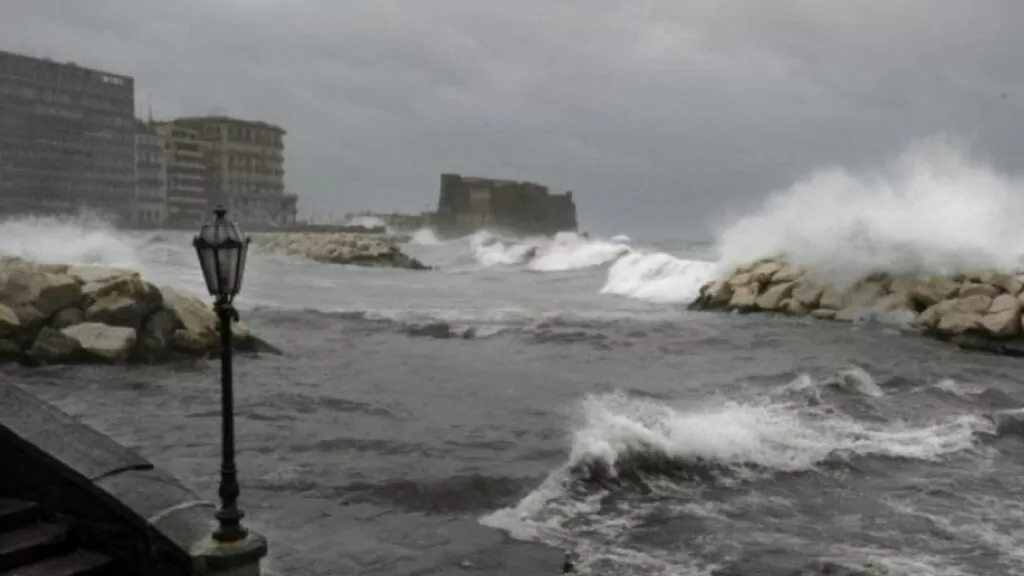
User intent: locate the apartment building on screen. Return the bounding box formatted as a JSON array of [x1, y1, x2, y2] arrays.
[[132, 120, 167, 227], [0, 50, 135, 221], [173, 116, 297, 228], [153, 122, 207, 227]]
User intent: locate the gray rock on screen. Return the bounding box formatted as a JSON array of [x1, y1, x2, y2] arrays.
[[85, 295, 145, 329], [729, 284, 759, 311], [791, 281, 824, 308], [161, 287, 217, 353], [959, 282, 1002, 299], [699, 280, 733, 310], [51, 307, 85, 329], [0, 339, 20, 362], [981, 307, 1021, 338], [754, 282, 795, 310], [818, 286, 845, 310], [135, 308, 179, 361], [68, 265, 138, 285], [29, 326, 82, 364], [937, 312, 983, 335], [955, 294, 994, 315], [4, 270, 82, 317], [0, 303, 19, 337], [811, 308, 837, 320], [61, 323, 137, 363]]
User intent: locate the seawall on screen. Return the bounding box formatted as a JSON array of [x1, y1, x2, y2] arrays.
[[0, 381, 263, 575], [690, 257, 1024, 356]]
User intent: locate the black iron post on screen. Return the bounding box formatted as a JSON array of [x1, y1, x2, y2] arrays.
[[213, 298, 247, 543]]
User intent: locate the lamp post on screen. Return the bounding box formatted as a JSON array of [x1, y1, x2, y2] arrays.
[[193, 206, 251, 543]]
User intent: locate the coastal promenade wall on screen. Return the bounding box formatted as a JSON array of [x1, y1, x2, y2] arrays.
[[0, 381, 253, 575]]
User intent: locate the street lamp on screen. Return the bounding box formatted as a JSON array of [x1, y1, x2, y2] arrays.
[[193, 206, 251, 543]]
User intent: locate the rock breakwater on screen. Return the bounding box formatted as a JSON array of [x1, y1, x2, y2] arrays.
[[690, 257, 1024, 355], [251, 232, 428, 270], [0, 256, 277, 366]]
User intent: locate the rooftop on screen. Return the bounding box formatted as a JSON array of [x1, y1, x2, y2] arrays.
[[0, 49, 133, 83], [173, 116, 286, 134]]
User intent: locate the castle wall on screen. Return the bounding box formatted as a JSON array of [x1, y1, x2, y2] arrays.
[[435, 173, 579, 237]]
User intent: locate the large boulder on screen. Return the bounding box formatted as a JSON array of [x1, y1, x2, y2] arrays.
[[912, 276, 961, 308], [81, 272, 162, 331], [791, 281, 824, 309], [0, 266, 82, 318], [68, 265, 138, 285], [835, 281, 888, 321], [29, 327, 82, 364], [959, 282, 1002, 299], [916, 299, 956, 330], [955, 294, 994, 315], [700, 278, 733, 307], [161, 287, 218, 353], [818, 286, 845, 310], [749, 261, 782, 282], [729, 284, 759, 311], [771, 264, 802, 283], [754, 282, 794, 310], [134, 308, 179, 362], [51, 307, 85, 329], [981, 294, 1023, 338], [936, 312, 983, 336], [0, 304, 19, 338], [62, 323, 137, 363]]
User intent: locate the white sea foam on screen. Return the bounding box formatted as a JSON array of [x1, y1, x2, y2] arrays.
[[0, 213, 145, 269], [525, 232, 631, 272], [409, 228, 444, 246], [482, 389, 987, 575], [600, 252, 719, 303], [467, 230, 630, 271], [715, 138, 1024, 284], [460, 229, 720, 304], [569, 391, 979, 474], [344, 215, 388, 230], [469, 231, 539, 267]]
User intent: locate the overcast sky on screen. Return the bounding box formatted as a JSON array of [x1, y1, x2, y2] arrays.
[[3, 0, 1022, 237]]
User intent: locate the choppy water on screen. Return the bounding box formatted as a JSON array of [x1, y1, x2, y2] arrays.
[[0, 220, 1020, 576], [5, 142, 1024, 575]]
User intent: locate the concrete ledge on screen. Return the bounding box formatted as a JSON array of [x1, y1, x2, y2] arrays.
[[0, 381, 251, 575], [0, 382, 151, 480]]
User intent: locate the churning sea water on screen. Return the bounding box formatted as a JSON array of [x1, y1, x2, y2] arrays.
[[5, 141, 1024, 575]]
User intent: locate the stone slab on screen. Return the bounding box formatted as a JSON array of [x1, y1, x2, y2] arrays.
[[95, 468, 208, 530], [149, 501, 217, 554], [0, 383, 151, 481]]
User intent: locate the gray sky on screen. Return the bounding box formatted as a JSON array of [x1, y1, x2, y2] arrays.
[[3, 0, 1022, 237]]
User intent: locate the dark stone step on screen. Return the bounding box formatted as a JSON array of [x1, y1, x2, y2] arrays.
[[0, 501, 38, 533], [0, 523, 70, 572], [0, 550, 113, 576]]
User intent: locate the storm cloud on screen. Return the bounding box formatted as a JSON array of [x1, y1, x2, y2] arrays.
[[2, 0, 1021, 237]]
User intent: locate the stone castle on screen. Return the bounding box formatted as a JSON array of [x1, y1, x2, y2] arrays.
[[433, 173, 578, 237]]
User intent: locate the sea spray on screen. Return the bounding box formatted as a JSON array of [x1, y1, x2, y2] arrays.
[[526, 232, 631, 272], [0, 213, 145, 270], [468, 230, 630, 271], [482, 387, 988, 575], [567, 391, 981, 477], [715, 138, 1024, 284], [600, 252, 719, 303], [409, 228, 444, 246]]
